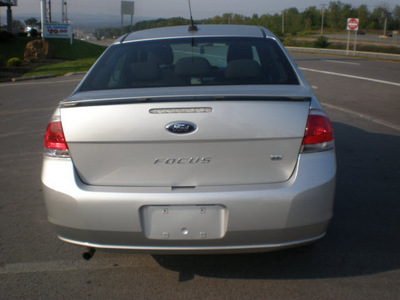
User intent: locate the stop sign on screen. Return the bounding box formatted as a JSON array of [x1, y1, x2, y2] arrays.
[[347, 18, 359, 31]]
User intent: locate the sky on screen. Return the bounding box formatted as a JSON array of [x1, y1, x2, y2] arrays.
[[1, 0, 399, 25]]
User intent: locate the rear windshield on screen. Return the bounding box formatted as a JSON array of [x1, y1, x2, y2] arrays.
[[79, 37, 299, 92]]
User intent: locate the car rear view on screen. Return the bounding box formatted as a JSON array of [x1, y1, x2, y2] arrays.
[[42, 25, 336, 254]]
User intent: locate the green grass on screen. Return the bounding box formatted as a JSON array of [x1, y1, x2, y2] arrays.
[[0, 37, 107, 76], [46, 38, 106, 60], [283, 36, 400, 54], [0, 37, 106, 60], [23, 58, 97, 77]]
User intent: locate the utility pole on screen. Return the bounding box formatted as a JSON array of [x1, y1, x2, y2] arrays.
[[41, 0, 47, 40], [321, 4, 325, 36], [48, 0, 52, 23], [6, 3, 12, 33], [382, 12, 391, 36], [62, 0, 68, 23], [383, 17, 387, 36]]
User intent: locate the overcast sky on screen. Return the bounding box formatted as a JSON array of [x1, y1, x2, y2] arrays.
[[2, 0, 399, 23]]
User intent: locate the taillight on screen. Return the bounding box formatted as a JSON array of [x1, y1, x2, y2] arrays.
[[302, 112, 334, 153], [44, 114, 70, 157]]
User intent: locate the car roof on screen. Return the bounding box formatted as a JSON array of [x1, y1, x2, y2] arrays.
[[119, 25, 275, 43]]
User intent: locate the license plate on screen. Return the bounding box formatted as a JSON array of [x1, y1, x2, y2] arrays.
[[141, 205, 227, 240]]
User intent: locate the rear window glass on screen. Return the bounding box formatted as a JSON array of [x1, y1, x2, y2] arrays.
[[79, 37, 299, 92]]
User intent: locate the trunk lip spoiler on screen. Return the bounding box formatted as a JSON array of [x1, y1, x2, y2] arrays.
[[60, 95, 311, 108]]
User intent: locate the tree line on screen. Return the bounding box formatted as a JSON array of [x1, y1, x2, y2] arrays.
[[97, 1, 400, 39]]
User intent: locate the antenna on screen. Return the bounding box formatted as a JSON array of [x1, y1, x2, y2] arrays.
[[188, 0, 197, 31]]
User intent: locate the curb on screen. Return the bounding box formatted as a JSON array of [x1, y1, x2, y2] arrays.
[[12, 74, 55, 82], [11, 72, 87, 82], [287, 47, 400, 61], [64, 72, 87, 77]]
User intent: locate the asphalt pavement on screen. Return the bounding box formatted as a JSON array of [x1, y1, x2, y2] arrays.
[[291, 52, 400, 129], [0, 54, 399, 299]]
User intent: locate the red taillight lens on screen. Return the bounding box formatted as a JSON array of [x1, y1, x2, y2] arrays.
[[302, 113, 334, 153], [44, 119, 70, 157], [303, 114, 334, 145], [44, 121, 68, 150]]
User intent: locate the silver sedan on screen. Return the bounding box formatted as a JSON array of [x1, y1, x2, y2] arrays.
[[42, 24, 336, 255]]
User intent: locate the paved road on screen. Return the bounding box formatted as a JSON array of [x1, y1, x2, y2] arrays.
[[0, 54, 399, 299], [291, 52, 400, 129]]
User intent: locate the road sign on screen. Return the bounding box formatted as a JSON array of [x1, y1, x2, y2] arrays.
[[346, 18, 359, 56], [347, 18, 359, 31], [43, 23, 73, 44], [121, 1, 134, 15], [121, 1, 134, 33], [382, 12, 392, 19], [44, 23, 72, 38]]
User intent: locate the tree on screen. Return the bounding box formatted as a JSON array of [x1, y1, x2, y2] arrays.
[[326, 1, 344, 29], [95, 2, 400, 40], [356, 4, 370, 29], [12, 20, 24, 32], [302, 6, 320, 31], [393, 5, 400, 21], [369, 4, 390, 30], [24, 18, 40, 27], [231, 14, 244, 24], [391, 5, 400, 29], [285, 7, 302, 34], [341, 4, 356, 28]]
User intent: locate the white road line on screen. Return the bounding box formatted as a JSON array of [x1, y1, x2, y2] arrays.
[[299, 67, 400, 87], [321, 102, 400, 132], [323, 60, 360, 65]]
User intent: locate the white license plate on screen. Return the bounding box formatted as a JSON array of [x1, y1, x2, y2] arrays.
[[141, 205, 227, 240]]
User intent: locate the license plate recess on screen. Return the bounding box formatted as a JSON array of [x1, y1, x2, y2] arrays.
[[141, 205, 227, 240]]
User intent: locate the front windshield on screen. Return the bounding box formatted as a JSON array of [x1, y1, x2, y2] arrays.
[[79, 37, 299, 92]]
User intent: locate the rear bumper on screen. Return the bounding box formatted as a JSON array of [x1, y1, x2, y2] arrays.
[[42, 150, 336, 253], [58, 228, 327, 254]]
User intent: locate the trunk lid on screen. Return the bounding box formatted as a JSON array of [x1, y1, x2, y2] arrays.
[[61, 88, 311, 187]]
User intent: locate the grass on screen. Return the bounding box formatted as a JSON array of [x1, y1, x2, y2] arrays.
[[46, 38, 106, 60], [0, 37, 106, 77], [282, 36, 400, 54], [23, 58, 97, 77], [0, 37, 106, 60]]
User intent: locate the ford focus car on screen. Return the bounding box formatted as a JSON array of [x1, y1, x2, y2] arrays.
[[42, 25, 336, 254]]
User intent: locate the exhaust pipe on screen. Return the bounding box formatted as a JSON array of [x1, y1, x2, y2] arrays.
[[82, 247, 96, 260]]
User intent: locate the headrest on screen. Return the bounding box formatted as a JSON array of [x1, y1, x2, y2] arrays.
[[175, 57, 212, 77], [227, 43, 253, 62], [225, 59, 261, 79], [130, 61, 161, 81], [146, 44, 174, 65]]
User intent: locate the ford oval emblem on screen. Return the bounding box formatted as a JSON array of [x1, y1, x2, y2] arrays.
[[166, 121, 197, 134]]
